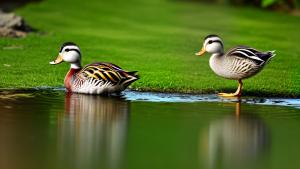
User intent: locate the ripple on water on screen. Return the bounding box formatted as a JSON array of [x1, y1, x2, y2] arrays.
[[1, 89, 300, 109], [121, 90, 300, 109]]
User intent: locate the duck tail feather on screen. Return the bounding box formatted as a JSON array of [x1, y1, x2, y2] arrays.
[[126, 71, 139, 79]]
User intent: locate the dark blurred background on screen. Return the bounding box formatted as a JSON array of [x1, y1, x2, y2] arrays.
[[178, 0, 299, 11], [0, 0, 299, 12], [0, 0, 41, 12]]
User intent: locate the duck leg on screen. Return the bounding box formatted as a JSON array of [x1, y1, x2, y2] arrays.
[[218, 80, 243, 97], [235, 100, 241, 117]]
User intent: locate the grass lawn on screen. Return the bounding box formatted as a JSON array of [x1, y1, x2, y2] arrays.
[[0, 0, 299, 97]]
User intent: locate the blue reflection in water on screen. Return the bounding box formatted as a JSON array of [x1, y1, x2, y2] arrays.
[[123, 90, 300, 108], [202, 102, 270, 169], [57, 93, 129, 169]]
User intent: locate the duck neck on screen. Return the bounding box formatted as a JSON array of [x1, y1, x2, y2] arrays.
[[210, 53, 224, 61], [70, 62, 81, 69], [209, 53, 224, 74], [64, 66, 81, 92]]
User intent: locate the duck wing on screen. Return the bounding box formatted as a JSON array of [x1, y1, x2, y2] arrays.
[[226, 46, 275, 65], [77, 62, 139, 87], [87, 62, 123, 71]]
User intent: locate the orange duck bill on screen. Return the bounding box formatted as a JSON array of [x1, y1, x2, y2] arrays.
[[195, 47, 206, 56], [50, 55, 63, 65]]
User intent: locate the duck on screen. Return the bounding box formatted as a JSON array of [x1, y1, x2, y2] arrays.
[[50, 42, 139, 94], [195, 34, 275, 97]]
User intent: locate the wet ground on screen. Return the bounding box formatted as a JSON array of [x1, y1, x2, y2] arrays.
[[0, 90, 300, 169]]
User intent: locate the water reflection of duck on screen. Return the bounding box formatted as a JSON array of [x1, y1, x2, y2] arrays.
[[57, 93, 129, 169], [201, 102, 270, 169]]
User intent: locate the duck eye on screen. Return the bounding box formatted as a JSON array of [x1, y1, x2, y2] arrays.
[[208, 40, 213, 44], [65, 49, 70, 52]]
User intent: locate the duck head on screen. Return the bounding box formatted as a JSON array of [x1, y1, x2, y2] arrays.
[[195, 34, 224, 56], [50, 42, 82, 69]]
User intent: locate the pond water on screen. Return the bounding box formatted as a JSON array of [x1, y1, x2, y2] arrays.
[[0, 90, 300, 169]]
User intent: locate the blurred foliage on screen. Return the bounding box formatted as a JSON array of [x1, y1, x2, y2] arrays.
[[260, 0, 299, 8], [187, 0, 300, 10], [0, 0, 42, 12]]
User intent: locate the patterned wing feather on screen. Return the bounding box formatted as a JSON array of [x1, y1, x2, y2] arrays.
[[78, 62, 139, 86], [226, 46, 275, 65]]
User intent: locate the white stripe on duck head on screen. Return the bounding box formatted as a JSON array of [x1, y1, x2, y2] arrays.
[[50, 42, 82, 69], [203, 34, 224, 54]]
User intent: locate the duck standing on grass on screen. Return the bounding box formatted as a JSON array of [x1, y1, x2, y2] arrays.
[[195, 35, 275, 97], [50, 42, 139, 94]]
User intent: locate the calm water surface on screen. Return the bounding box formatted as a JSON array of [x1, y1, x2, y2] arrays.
[[0, 90, 299, 169]]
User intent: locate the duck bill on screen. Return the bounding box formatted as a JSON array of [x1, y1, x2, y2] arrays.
[[49, 55, 63, 65], [195, 47, 206, 56]]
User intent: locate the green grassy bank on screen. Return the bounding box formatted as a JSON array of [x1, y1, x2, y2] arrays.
[[0, 0, 299, 97]]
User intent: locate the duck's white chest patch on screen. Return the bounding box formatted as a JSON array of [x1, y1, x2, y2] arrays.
[[209, 54, 228, 78]]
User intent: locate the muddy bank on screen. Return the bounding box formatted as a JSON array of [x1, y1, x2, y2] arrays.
[[0, 0, 39, 37], [0, 10, 35, 37]]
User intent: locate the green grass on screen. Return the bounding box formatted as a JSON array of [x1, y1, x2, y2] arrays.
[[0, 0, 299, 97]]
